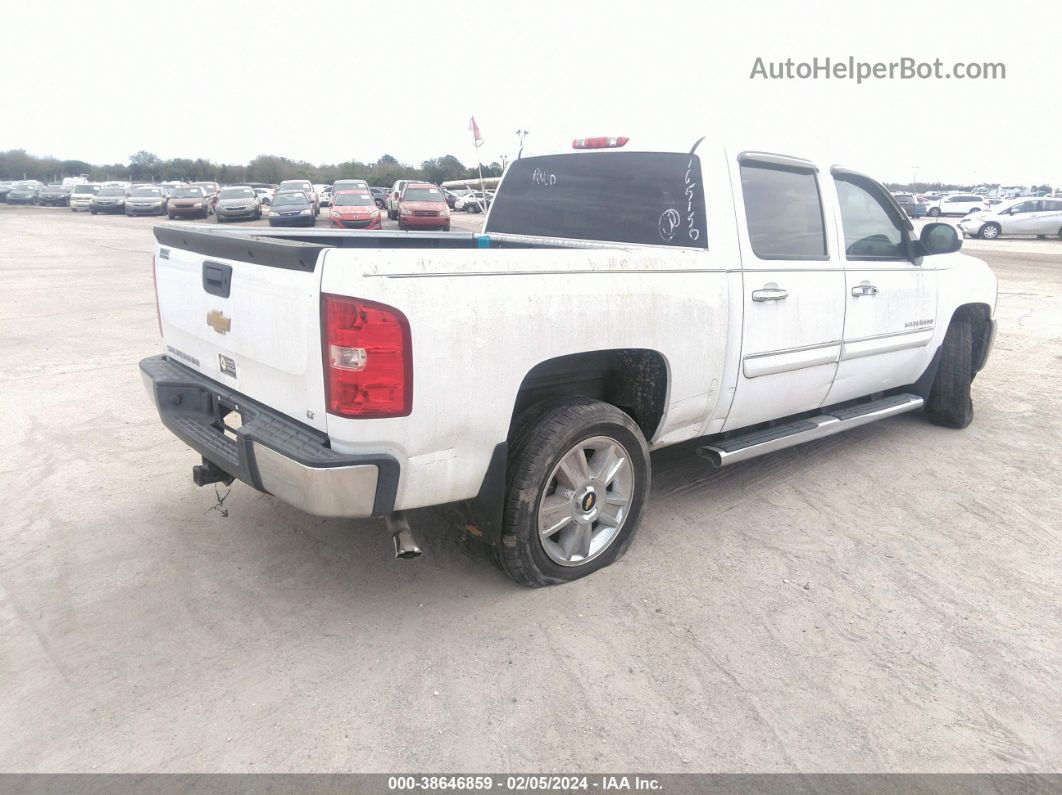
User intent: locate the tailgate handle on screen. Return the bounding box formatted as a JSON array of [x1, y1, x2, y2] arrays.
[[202, 261, 232, 298]]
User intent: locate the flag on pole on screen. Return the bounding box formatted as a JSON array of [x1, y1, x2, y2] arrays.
[[469, 116, 483, 146]]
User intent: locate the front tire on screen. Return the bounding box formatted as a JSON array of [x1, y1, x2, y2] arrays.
[[498, 397, 651, 587], [928, 207, 941, 217], [979, 223, 1001, 240], [925, 319, 975, 429]]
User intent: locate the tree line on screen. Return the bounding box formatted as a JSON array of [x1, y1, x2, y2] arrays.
[[0, 149, 505, 186]]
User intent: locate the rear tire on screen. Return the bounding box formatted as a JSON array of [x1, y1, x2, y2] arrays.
[[928, 207, 941, 217], [498, 397, 651, 587], [925, 318, 975, 429]]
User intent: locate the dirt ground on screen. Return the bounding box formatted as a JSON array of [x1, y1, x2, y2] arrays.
[[1, 205, 1059, 772]]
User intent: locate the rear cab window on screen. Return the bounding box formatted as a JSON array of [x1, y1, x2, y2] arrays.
[[486, 151, 707, 248]]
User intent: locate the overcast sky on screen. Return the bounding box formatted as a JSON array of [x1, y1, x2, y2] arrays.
[[3, 0, 1059, 186]]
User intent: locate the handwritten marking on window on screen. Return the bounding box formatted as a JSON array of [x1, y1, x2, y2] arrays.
[[659, 209, 681, 241], [685, 157, 701, 241], [531, 168, 557, 187]]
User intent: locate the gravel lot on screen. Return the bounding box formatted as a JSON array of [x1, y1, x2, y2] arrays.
[[1, 205, 1060, 773]]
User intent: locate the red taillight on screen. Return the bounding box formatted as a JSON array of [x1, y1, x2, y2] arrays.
[[151, 255, 162, 336], [572, 136, 629, 149], [322, 294, 412, 418]]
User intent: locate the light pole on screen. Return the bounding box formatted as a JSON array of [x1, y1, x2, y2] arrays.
[[515, 129, 529, 158], [912, 166, 919, 191]]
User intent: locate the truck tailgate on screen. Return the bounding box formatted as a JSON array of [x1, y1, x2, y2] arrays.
[[153, 227, 328, 433]]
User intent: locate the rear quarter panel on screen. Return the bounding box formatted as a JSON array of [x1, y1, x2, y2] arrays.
[[319, 146, 742, 510]]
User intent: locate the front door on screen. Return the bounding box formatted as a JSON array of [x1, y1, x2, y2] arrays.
[[723, 152, 845, 432], [825, 170, 938, 405], [1000, 199, 1043, 235]]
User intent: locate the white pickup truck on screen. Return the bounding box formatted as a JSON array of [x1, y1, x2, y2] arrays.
[[141, 137, 997, 586]]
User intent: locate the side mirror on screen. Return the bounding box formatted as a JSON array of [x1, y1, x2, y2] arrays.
[[917, 222, 962, 256]]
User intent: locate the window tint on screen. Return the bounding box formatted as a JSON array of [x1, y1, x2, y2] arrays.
[[835, 176, 906, 259], [486, 152, 707, 248], [1011, 201, 1036, 213], [739, 162, 826, 259], [1044, 200, 1062, 212]]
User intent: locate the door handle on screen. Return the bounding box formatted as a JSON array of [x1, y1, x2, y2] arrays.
[[752, 285, 788, 302], [852, 281, 879, 297]]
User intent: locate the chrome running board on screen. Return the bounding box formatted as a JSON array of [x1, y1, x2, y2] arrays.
[[698, 393, 924, 467]]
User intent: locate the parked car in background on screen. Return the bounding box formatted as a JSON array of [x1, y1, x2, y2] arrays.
[[369, 186, 388, 209], [397, 182, 450, 231], [0, 181, 15, 201], [328, 188, 382, 229], [455, 190, 493, 213], [267, 190, 316, 226], [37, 184, 72, 206], [315, 184, 332, 207], [277, 180, 318, 215], [927, 193, 987, 217], [254, 187, 275, 205], [442, 189, 460, 209], [892, 193, 927, 218], [166, 186, 210, 220], [214, 186, 263, 223], [960, 197, 1062, 240], [69, 183, 101, 211], [6, 181, 44, 204], [190, 182, 220, 209], [89, 186, 127, 214], [387, 179, 418, 219], [125, 185, 167, 216]]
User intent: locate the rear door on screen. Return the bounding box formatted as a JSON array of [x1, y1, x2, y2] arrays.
[[723, 152, 845, 432], [825, 170, 937, 405], [1036, 199, 1062, 236], [153, 228, 329, 432]]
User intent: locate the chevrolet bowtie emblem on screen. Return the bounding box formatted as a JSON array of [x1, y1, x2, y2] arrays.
[[207, 309, 231, 334]]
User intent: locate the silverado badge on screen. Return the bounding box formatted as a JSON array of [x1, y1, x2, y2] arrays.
[[207, 309, 231, 334]]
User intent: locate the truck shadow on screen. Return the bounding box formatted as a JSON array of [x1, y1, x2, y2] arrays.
[[207, 413, 931, 600]]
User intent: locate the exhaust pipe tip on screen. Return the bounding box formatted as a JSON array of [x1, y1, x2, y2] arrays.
[[393, 528, 422, 559], [385, 512, 422, 560]]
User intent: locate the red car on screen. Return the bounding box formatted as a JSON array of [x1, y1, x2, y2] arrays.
[[328, 189, 383, 229], [397, 183, 450, 231]]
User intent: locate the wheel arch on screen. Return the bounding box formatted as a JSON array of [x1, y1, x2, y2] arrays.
[[509, 348, 671, 443]]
